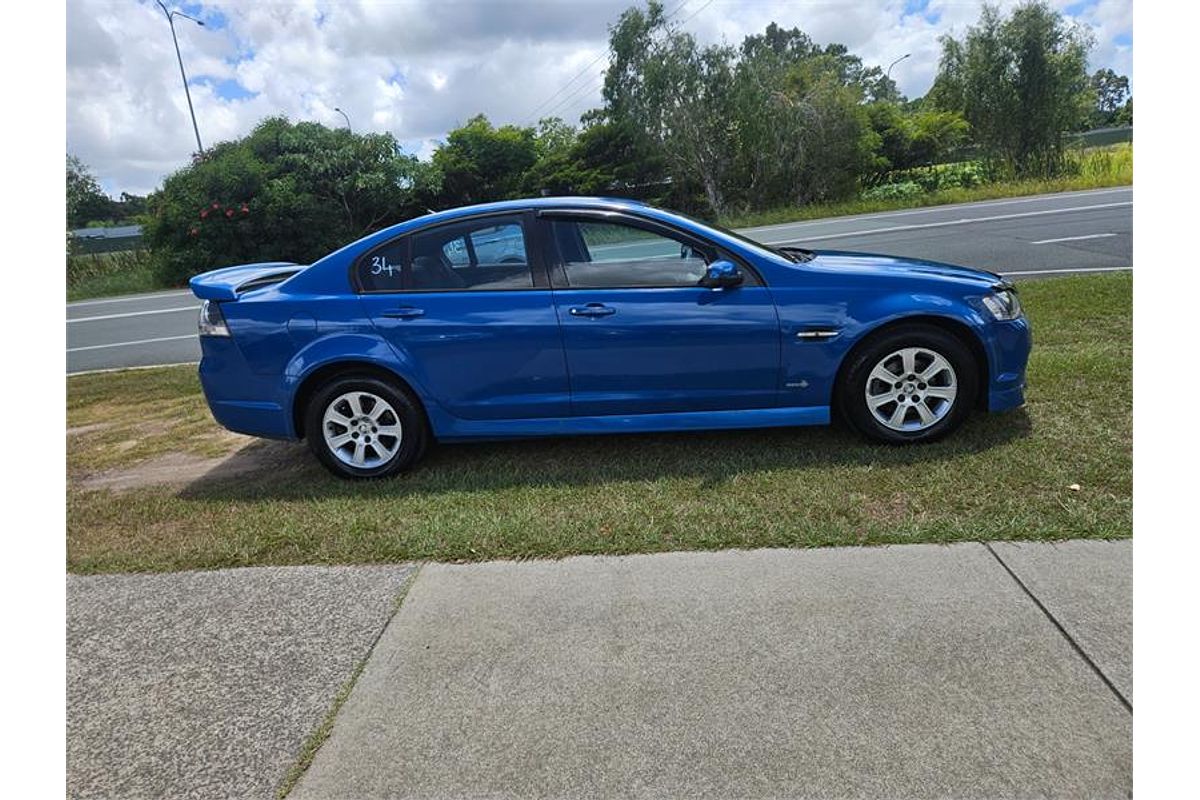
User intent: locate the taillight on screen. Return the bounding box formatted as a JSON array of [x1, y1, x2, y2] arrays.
[[198, 300, 231, 337]]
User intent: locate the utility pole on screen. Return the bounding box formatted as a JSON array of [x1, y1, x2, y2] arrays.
[[334, 107, 352, 133]]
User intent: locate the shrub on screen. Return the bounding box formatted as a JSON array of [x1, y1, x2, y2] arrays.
[[861, 181, 924, 201], [144, 117, 440, 286]]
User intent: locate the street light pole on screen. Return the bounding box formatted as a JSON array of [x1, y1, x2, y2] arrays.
[[334, 107, 352, 133], [886, 53, 911, 81], [156, 1, 205, 155]]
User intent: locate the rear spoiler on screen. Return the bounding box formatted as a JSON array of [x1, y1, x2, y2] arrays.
[[189, 262, 305, 301]]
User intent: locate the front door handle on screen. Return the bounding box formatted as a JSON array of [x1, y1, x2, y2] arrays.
[[569, 303, 616, 318], [381, 307, 425, 319]]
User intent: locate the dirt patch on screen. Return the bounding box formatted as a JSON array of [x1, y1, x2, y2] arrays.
[[75, 440, 306, 492], [66, 423, 111, 437]]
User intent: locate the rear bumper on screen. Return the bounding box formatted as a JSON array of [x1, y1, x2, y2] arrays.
[[985, 317, 1032, 413], [198, 337, 296, 440]]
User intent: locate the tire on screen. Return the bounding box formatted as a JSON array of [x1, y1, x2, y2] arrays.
[[838, 324, 979, 445], [304, 375, 429, 479]]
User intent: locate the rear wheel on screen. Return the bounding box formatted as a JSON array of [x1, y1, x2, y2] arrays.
[[305, 376, 428, 479], [838, 324, 978, 444]]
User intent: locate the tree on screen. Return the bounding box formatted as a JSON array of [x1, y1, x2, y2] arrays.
[[600, 7, 878, 215], [927, 1, 1093, 177], [144, 117, 439, 285], [67, 155, 113, 228], [1090, 68, 1131, 127], [866, 103, 970, 173], [431, 115, 538, 206]]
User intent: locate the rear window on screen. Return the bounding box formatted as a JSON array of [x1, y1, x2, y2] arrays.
[[356, 215, 534, 292]]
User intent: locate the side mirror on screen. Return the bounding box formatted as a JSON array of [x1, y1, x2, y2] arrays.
[[700, 259, 743, 289]]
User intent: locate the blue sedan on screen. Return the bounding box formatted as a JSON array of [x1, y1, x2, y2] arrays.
[[191, 197, 1031, 479]]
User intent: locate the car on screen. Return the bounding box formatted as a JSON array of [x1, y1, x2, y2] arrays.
[[190, 197, 1031, 479]]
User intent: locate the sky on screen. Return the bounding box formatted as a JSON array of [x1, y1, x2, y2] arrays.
[[67, 0, 1133, 197]]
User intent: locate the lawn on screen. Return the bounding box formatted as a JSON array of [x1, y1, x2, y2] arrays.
[[66, 272, 1131, 574]]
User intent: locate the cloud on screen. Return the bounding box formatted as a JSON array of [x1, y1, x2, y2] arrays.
[[66, 0, 1132, 196]]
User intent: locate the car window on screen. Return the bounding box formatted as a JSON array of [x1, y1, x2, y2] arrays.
[[549, 219, 711, 288], [356, 215, 534, 292]]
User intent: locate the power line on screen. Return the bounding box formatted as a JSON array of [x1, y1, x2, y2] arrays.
[[547, 0, 718, 123], [524, 0, 694, 125]]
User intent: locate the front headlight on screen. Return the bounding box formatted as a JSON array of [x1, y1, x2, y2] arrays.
[[198, 300, 231, 337], [981, 288, 1023, 321]]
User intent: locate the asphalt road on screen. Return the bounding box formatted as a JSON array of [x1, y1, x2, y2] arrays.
[[66, 186, 1131, 374]]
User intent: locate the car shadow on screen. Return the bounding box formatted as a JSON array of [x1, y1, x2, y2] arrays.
[[177, 408, 1033, 502]]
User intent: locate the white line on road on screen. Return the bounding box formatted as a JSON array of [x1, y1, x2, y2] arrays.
[[67, 334, 197, 352], [738, 187, 1132, 234], [66, 290, 192, 308], [67, 305, 198, 324], [1030, 233, 1118, 245], [1001, 266, 1132, 276], [763, 201, 1132, 244]]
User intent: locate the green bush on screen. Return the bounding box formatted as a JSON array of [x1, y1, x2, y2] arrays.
[[861, 181, 924, 201], [144, 117, 440, 287]]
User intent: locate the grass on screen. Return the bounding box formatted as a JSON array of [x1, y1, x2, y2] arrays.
[[67, 366, 240, 472], [66, 272, 1131, 574], [722, 144, 1132, 229], [67, 249, 162, 301]]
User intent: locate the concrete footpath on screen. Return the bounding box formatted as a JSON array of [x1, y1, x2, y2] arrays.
[[67, 540, 1131, 799]]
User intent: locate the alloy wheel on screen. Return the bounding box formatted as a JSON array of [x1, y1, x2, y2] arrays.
[[864, 347, 958, 432], [322, 391, 403, 468]]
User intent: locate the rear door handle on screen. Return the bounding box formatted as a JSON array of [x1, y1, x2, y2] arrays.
[[569, 303, 616, 318], [381, 307, 425, 319]]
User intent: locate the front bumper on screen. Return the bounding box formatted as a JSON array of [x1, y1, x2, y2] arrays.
[[985, 316, 1032, 412]]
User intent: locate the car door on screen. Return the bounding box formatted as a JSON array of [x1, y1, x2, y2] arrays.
[[356, 211, 570, 421], [538, 211, 781, 416]]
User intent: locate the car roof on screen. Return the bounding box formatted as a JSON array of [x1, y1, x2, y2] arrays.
[[391, 196, 651, 232]]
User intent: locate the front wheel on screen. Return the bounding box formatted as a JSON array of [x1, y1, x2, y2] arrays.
[[838, 324, 979, 444], [305, 376, 428, 479]]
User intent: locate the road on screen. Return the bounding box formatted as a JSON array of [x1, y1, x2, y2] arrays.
[[66, 187, 1131, 374]]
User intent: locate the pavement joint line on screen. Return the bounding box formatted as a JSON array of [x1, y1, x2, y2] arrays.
[[762, 200, 1132, 244], [983, 541, 1132, 713], [276, 563, 426, 799]]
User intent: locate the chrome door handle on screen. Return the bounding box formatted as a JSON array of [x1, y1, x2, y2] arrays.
[[569, 304, 616, 318], [381, 307, 425, 319]]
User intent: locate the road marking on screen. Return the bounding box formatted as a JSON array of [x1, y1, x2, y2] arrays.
[[1030, 233, 1118, 245], [68, 361, 200, 376], [764, 201, 1132, 244], [739, 187, 1132, 234], [67, 290, 192, 308], [67, 334, 197, 352], [67, 305, 198, 324], [1001, 266, 1132, 276]]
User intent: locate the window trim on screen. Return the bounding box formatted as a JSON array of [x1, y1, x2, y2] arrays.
[[534, 209, 764, 290], [350, 210, 550, 294]]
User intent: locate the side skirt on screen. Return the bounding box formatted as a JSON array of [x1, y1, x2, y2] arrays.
[[432, 405, 831, 442]]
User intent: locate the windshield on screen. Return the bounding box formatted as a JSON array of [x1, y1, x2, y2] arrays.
[[664, 210, 813, 263]]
